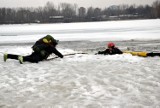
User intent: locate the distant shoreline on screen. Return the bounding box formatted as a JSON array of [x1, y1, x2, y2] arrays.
[[0, 39, 160, 46]]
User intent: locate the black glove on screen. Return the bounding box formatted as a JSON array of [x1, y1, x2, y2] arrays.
[[60, 55, 63, 58]]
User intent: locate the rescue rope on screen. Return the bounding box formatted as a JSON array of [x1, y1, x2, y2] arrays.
[[46, 52, 88, 61]]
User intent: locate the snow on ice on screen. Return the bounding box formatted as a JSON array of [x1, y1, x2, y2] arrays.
[[0, 19, 160, 108]]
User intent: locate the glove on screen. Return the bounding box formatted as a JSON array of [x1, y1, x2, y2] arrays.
[[95, 51, 101, 55], [59, 54, 63, 58]]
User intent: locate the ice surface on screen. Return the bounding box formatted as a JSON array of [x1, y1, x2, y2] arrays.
[[0, 19, 160, 43], [0, 19, 160, 108]]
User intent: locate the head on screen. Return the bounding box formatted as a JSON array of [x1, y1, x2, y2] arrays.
[[43, 35, 59, 46], [107, 42, 115, 49], [52, 39, 59, 46]]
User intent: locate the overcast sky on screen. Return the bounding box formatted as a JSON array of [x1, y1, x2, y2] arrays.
[[0, 0, 157, 8]]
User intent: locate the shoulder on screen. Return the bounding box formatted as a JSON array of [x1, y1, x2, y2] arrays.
[[114, 47, 123, 53], [114, 47, 120, 50], [105, 49, 110, 51]]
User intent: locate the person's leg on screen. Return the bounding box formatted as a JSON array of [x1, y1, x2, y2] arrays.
[[4, 54, 19, 61], [4, 53, 23, 64], [147, 52, 160, 57], [4, 52, 44, 63], [23, 52, 43, 63]]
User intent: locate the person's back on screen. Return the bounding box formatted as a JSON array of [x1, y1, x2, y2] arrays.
[[32, 35, 63, 59]]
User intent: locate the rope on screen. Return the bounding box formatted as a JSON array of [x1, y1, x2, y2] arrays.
[[46, 52, 88, 61]]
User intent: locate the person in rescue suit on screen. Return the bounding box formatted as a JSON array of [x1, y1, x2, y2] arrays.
[[4, 35, 63, 64], [98, 42, 160, 57], [96, 42, 123, 55]]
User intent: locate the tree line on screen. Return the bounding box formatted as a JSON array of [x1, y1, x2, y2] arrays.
[[0, 1, 160, 24]]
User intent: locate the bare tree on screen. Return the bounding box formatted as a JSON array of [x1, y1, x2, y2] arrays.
[[78, 7, 86, 17], [86, 7, 94, 20], [152, 0, 160, 18], [43, 2, 58, 22], [60, 3, 76, 17], [0, 1, 159, 24]]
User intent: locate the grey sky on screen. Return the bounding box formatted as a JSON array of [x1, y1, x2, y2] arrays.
[[0, 0, 157, 8]]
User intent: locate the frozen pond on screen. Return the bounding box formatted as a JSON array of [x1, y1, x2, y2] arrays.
[[0, 19, 160, 108]]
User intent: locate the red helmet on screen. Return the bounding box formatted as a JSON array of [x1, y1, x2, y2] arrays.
[[107, 42, 115, 48]]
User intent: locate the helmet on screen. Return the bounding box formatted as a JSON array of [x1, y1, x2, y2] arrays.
[[43, 35, 59, 45], [107, 42, 115, 48]]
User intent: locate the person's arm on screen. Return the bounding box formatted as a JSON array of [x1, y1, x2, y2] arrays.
[[115, 48, 123, 54], [97, 49, 109, 55], [52, 47, 63, 58]]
